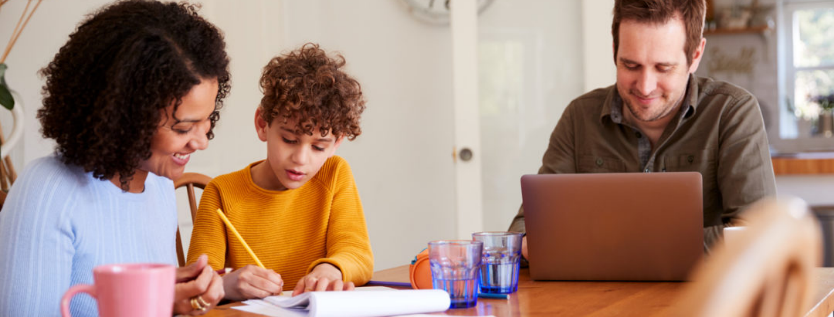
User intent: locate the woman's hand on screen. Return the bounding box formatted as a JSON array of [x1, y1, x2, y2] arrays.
[[222, 265, 284, 301], [173, 255, 225, 315], [292, 263, 354, 296]]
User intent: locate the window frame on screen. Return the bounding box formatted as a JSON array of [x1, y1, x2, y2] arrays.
[[773, 0, 834, 153]]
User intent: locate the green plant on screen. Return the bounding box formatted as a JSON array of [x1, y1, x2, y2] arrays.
[[811, 93, 834, 112], [0, 64, 11, 110]]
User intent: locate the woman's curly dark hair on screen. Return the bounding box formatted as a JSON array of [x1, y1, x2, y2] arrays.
[[37, 0, 230, 189], [259, 43, 365, 140]]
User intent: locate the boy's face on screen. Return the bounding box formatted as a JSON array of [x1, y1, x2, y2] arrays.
[[255, 108, 343, 190]]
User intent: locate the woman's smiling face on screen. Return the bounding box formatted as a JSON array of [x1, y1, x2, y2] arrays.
[[139, 78, 218, 180]]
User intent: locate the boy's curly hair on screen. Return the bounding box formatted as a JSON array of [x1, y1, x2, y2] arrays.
[[37, 0, 231, 189], [259, 43, 365, 140]]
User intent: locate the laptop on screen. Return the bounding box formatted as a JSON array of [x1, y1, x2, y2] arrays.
[[521, 172, 703, 281]]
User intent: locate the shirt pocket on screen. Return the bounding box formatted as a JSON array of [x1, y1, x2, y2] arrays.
[[577, 155, 626, 173], [663, 149, 716, 173], [663, 149, 718, 206]]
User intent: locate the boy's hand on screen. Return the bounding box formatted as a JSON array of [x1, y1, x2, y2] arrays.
[[222, 265, 284, 301], [292, 263, 354, 296]]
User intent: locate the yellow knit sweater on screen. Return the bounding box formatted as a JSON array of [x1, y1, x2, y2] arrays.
[[186, 156, 373, 289]]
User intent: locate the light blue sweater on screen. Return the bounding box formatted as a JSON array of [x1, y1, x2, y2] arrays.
[[0, 155, 177, 316]]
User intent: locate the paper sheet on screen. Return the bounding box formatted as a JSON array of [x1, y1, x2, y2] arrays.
[[233, 288, 451, 317]]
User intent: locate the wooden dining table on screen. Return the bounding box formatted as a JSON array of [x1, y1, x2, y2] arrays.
[[204, 265, 834, 316]]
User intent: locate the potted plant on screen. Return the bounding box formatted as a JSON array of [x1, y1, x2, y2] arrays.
[[810, 93, 834, 137]]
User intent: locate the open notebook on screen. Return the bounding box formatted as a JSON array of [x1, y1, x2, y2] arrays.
[[233, 288, 451, 317]]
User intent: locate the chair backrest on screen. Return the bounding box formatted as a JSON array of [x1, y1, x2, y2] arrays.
[[174, 172, 212, 267], [671, 196, 822, 317]]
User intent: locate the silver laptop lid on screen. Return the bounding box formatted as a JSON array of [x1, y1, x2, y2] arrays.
[[521, 172, 703, 281]]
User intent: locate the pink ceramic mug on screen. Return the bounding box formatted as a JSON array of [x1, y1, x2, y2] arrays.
[[60, 263, 175, 317]]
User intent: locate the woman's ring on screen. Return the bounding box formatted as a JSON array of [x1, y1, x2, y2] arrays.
[[195, 295, 210, 308], [190, 297, 207, 312]]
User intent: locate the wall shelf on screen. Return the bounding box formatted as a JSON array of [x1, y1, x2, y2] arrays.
[[704, 25, 772, 36]]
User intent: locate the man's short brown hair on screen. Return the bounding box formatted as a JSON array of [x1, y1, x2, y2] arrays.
[[259, 43, 365, 140], [612, 0, 706, 65]]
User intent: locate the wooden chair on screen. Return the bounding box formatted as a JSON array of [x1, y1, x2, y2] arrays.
[[174, 172, 212, 267], [671, 197, 822, 317]]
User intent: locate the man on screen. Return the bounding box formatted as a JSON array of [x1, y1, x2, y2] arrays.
[[509, 0, 776, 258]]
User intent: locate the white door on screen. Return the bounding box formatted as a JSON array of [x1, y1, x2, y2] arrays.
[[465, 0, 593, 233]]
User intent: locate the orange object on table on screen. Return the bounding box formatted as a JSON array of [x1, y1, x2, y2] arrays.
[[409, 249, 432, 289]]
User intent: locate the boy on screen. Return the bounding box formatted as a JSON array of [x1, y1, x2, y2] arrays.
[[187, 43, 373, 300]]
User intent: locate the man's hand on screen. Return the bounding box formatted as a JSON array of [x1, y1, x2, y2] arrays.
[[222, 265, 284, 301], [173, 254, 225, 315], [522, 236, 528, 260], [292, 263, 354, 296]]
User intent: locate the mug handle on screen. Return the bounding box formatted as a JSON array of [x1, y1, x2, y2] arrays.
[[61, 284, 96, 317]]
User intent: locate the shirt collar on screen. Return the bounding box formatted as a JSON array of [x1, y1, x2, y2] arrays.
[[682, 73, 699, 119], [600, 86, 623, 124]]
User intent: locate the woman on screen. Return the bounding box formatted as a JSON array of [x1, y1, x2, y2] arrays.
[[0, 1, 230, 315]]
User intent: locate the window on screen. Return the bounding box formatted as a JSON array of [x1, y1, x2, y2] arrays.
[[776, 0, 834, 152]]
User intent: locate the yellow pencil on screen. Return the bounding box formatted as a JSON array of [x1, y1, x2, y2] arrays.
[[214, 208, 265, 269]]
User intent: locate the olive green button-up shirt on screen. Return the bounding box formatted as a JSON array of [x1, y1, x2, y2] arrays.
[[509, 74, 777, 248]]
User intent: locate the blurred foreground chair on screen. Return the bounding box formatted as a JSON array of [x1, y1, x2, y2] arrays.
[[672, 196, 822, 317], [174, 172, 212, 267]]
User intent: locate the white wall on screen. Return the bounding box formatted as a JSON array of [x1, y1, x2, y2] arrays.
[[582, 0, 617, 92]]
